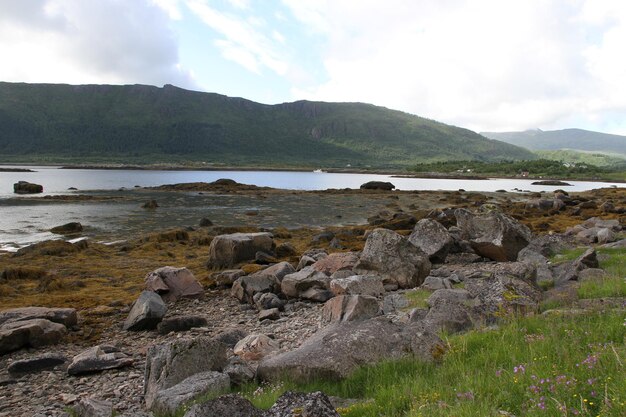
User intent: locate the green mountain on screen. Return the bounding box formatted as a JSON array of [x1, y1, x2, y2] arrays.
[[0, 82, 535, 168], [481, 128, 626, 157]]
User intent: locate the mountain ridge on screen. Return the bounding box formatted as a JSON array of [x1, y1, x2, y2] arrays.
[[0, 82, 535, 168], [481, 128, 626, 156]]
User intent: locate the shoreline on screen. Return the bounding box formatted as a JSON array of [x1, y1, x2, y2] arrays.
[[1, 162, 623, 183]]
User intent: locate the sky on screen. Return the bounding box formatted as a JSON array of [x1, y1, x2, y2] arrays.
[[1, 0, 625, 135]]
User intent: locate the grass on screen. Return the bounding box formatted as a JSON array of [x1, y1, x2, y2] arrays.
[[230, 312, 626, 417], [578, 248, 626, 299]]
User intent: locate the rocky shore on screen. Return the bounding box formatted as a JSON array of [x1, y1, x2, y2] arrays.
[[0, 184, 624, 416]]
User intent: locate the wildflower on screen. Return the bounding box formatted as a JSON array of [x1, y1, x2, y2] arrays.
[[514, 364, 526, 374]]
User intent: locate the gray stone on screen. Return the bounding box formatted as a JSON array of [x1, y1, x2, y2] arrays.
[[0, 306, 77, 327], [408, 219, 454, 263], [231, 274, 279, 304], [151, 371, 230, 415], [183, 394, 263, 417], [67, 345, 133, 375], [312, 252, 360, 275], [266, 391, 340, 417], [259, 308, 281, 321], [123, 291, 167, 331], [207, 232, 274, 268], [275, 242, 297, 257], [224, 358, 255, 386], [281, 267, 332, 300], [354, 228, 431, 289], [419, 276, 451, 291], [426, 289, 473, 308], [0, 319, 67, 354], [253, 292, 285, 310], [215, 328, 248, 349], [13, 181, 43, 194], [145, 266, 204, 302], [233, 334, 279, 361], [213, 269, 245, 286], [7, 353, 67, 375], [330, 275, 384, 296], [257, 318, 443, 382], [157, 315, 208, 335], [322, 295, 381, 323], [144, 337, 227, 409], [73, 397, 113, 417], [382, 293, 409, 314], [454, 209, 532, 261], [424, 299, 475, 334], [253, 261, 296, 282]]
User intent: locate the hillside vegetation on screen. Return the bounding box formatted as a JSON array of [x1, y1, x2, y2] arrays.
[[0, 82, 534, 168], [481, 128, 626, 156]]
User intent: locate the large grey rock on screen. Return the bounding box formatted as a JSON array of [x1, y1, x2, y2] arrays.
[[215, 328, 248, 349], [145, 266, 204, 302], [254, 261, 296, 282], [73, 397, 113, 417], [233, 333, 279, 361], [257, 317, 443, 382], [157, 315, 208, 335], [13, 181, 43, 194], [213, 269, 245, 287], [281, 267, 333, 301], [266, 391, 340, 417], [0, 319, 67, 354], [183, 394, 263, 417], [330, 275, 384, 296], [151, 371, 230, 415], [8, 353, 67, 375], [144, 337, 227, 409], [426, 289, 473, 307], [67, 345, 133, 375], [224, 358, 256, 386], [419, 276, 452, 291], [354, 228, 431, 289], [454, 209, 532, 261], [424, 299, 475, 334], [253, 292, 285, 311], [0, 306, 77, 327], [231, 274, 279, 304], [207, 232, 274, 268], [312, 252, 360, 275], [123, 291, 167, 331], [408, 219, 454, 263], [556, 248, 600, 283], [322, 295, 381, 323]]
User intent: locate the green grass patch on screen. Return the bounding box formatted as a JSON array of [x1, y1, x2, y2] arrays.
[[403, 289, 433, 310], [578, 247, 626, 299], [233, 312, 625, 416]]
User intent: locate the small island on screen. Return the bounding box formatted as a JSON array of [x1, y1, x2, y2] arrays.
[[531, 180, 573, 186]]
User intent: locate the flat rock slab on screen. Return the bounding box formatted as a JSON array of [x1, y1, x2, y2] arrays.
[[67, 345, 133, 375], [151, 371, 230, 415], [0, 307, 77, 327], [8, 353, 67, 375], [0, 318, 67, 354], [157, 315, 208, 335]]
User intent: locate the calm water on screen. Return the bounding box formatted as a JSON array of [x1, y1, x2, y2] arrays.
[[0, 166, 623, 251]]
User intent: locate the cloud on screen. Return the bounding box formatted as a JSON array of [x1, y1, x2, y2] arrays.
[[0, 0, 195, 88], [283, 0, 626, 134], [185, 0, 288, 76]]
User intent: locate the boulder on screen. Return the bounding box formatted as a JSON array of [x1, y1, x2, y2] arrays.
[[50, 222, 83, 235], [275, 242, 297, 257], [145, 266, 204, 302], [312, 252, 360, 275], [151, 371, 230, 415], [556, 248, 600, 283], [354, 228, 431, 289], [224, 358, 256, 386], [257, 317, 443, 382], [7, 353, 67, 375], [233, 334, 279, 361], [281, 266, 333, 301], [0, 306, 77, 327], [199, 217, 213, 227], [231, 274, 279, 304], [266, 391, 340, 417], [215, 328, 249, 348], [322, 295, 381, 323], [419, 276, 452, 291], [330, 275, 384, 296], [73, 397, 113, 417], [454, 209, 532, 261], [183, 394, 263, 417], [213, 269, 245, 287], [144, 337, 227, 409], [360, 181, 395, 190], [157, 316, 208, 335], [382, 293, 409, 314], [207, 232, 274, 268], [13, 181, 43, 194], [424, 299, 475, 334], [426, 289, 473, 307], [259, 308, 281, 321], [408, 219, 454, 263], [142, 200, 159, 209], [253, 292, 285, 311], [123, 291, 167, 331], [255, 261, 296, 282], [0, 319, 67, 354], [67, 345, 133, 375]]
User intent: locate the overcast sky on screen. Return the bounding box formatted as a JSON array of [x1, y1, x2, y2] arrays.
[[1, 0, 625, 135]]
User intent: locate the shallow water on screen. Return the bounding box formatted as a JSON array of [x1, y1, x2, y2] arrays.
[[0, 166, 623, 251]]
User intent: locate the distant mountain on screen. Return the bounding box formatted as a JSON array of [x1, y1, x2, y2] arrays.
[[481, 128, 626, 156], [0, 82, 535, 168]]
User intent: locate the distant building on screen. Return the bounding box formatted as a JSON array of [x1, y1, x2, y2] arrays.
[[520, 170, 529, 177]]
